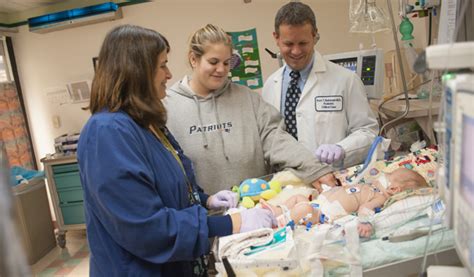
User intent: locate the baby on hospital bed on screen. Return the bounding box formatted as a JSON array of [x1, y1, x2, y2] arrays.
[[260, 168, 429, 237]]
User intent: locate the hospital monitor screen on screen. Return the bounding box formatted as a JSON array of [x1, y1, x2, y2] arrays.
[[324, 49, 384, 99], [451, 75, 474, 275]]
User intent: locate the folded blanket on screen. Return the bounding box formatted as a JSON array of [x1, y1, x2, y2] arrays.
[[219, 228, 273, 260]]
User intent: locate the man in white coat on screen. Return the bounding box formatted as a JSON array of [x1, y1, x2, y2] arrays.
[[262, 1, 379, 168]]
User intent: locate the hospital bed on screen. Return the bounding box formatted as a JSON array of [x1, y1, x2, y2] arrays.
[[211, 147, 461, 276]]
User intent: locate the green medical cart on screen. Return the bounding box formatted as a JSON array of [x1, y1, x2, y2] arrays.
[[41, 155, 85, 248]]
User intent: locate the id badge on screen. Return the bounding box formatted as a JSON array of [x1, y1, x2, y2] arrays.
[[315, 96, 343, 112], [193, 191, 201, 204]]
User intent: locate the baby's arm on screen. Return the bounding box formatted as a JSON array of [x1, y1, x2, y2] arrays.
[[358, 193, 386, 216], [357, 193, 385, 238]]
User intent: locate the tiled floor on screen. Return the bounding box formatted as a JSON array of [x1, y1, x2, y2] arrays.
[[31, 230, 90, 276]]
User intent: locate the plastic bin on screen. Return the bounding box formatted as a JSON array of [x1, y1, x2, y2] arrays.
[[12, 178, 56, 265]]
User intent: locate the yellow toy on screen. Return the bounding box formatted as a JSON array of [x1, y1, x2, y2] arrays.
[[234, 178, 282, 208]]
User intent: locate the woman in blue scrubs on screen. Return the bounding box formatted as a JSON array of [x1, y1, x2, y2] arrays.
[[77, 24, 274, 276]]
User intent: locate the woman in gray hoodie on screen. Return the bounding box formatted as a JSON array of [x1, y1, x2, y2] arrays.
[[164, 24, 335, 195]]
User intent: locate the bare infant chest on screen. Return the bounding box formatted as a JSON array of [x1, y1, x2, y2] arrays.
[[322, 185, 376, 213]]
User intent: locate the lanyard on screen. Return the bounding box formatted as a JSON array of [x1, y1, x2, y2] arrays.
[[149, 126, 200, 205]]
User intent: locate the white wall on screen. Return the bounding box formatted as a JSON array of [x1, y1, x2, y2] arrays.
[[9, 0, 428, 168]]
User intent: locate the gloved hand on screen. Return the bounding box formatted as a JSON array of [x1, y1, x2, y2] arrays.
[[315, 144, 345, 164], [240, 208, 277, 233], [207, 190, 238, 210]]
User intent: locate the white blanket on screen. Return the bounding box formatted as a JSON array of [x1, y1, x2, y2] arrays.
[[218, 228, 274, 260]]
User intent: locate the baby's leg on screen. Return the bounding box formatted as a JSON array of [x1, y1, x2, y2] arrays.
[[259, 199, 283, 216], [259, 199, 292, 227], [291, 202, 322, 225], [259, 194, 309, 216], [260, 195, 317, 228], [285, 194, 311, 208]]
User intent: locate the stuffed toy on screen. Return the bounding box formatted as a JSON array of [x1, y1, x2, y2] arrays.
[[234, 178, 281, 208]]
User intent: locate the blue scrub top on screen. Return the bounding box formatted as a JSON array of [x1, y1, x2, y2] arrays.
[[77, 110, 231, 276]]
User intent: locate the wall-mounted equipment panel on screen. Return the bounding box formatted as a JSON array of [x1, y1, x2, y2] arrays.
[[28, 2, 122, 34]]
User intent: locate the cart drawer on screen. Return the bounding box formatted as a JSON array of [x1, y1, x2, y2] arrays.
[[57, 187, 84, 204], [52, 163, 79, 174], [53, 171, 82, 190], [60, 203, 85, 225]]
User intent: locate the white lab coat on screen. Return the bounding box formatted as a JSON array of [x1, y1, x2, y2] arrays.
[[262, 51, 379, 168]]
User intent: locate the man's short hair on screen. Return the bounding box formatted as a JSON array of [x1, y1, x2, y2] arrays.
[[274, 2, 317, 36]]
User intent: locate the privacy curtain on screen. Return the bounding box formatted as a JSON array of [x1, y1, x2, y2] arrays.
[[0, 83, 35, 169]]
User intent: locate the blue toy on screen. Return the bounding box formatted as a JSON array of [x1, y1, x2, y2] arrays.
[[235, 178, 281, 208]]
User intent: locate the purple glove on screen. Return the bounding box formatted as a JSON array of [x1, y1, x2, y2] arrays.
[[207, 190, 238, 210], [240, 208, 277, 233], [315, 144, 345, 164]]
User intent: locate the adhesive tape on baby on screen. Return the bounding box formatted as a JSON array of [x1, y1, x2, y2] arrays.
[[321, 184, 332, 192], [376, 173, 390, 189]]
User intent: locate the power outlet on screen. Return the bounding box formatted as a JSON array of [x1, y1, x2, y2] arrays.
[[52, 115, 61, 128]]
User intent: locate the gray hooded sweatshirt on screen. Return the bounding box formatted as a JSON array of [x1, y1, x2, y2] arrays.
[[164, 76, 332, 194]]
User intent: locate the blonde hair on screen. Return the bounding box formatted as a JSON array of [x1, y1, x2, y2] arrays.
[[188, 24, 233, 66]]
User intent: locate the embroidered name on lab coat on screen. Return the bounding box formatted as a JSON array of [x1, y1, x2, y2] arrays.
[[315, 96, 343, 112]]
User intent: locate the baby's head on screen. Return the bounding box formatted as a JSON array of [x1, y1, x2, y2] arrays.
[[379, 168, 429, 197]]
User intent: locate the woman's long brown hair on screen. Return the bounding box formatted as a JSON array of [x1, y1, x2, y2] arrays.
[[89, 24, 169, 129]]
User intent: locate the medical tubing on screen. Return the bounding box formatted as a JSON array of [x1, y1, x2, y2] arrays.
[[378, 79, 432, 110], [377, 78, 432, 136], [387, 0, 409, 106], [419, 192, 442, 276], [431, 219, 448, 265], [399, 0, 406, 17], [361, 136, 383, 171], [406, 72, 420, 88], [434, 84, 453, 276], [264, 48, 277, 59], [349, 136, 383, 184], [371, 33, 377, 49], [434, 77, 445, 176], [380, 0, 410, 136], [427, 71, 435, 143], [428, 9, 432, 45]]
